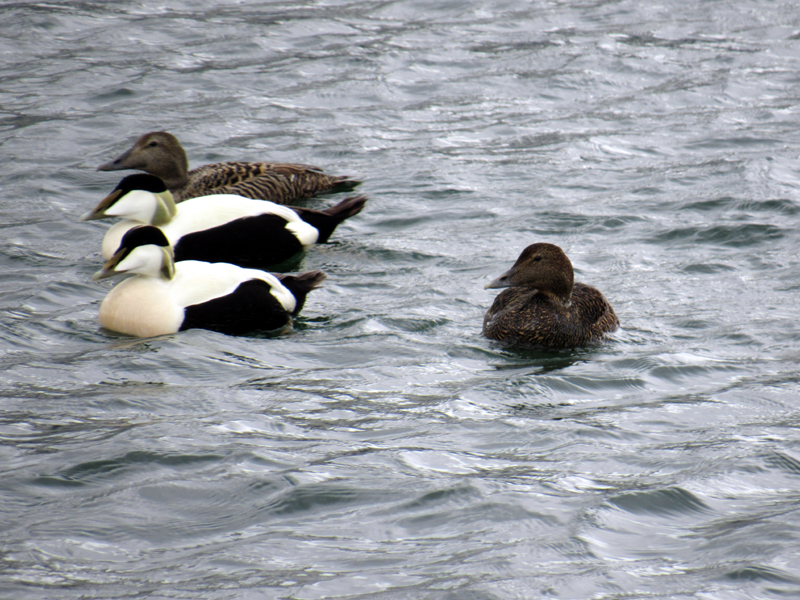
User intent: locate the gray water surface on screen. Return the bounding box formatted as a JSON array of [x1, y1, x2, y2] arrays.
[[2, 1, 800, 599]]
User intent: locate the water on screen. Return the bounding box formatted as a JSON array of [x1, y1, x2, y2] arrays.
[[2, 1, 800, 598]]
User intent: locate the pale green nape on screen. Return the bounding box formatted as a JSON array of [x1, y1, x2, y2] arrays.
[[160, 247, 176, 280], [152, 190, 178, 226]]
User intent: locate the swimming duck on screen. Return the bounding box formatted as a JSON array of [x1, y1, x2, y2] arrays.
[[93, 225, 325, 337], [97, 131, 359, 203], [81, 174, 367, 268], [483, 242, 619, 349]]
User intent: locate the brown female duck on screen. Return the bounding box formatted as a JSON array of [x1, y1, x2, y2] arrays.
[[483, 242, 619, 350], [97, 131, 359, 203]]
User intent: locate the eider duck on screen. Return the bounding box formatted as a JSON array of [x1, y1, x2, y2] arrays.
[[97, 131, 359, 203], [483, 242, 619, 350], [81, 174, 367, 268], [94, 226, 325, 337]]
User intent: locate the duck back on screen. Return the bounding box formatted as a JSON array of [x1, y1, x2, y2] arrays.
[[173, 214, 307, 268], [180, 161, 356, 203], [181, 278, 294, 335], [483, 282, 619, 350]]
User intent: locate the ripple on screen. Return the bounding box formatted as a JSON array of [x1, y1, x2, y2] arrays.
[[724, 565, 800, 584], [38, 451, 224, 486], [765, 451, 800, 476], [646, 223, 786, 247], [607, 486, 711, 516]]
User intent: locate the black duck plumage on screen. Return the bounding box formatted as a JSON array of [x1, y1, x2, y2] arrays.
[[276, 271, 329, 317], [291, 195, 368, 243], [171, 213, 306, 268], [181, 271, 326, 335]]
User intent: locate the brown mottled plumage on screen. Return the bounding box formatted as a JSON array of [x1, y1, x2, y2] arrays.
[[97, 131, 360, 203], [483, 242, 619, 350]]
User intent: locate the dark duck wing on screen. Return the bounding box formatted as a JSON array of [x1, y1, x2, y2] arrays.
[[182, 161, 360, 203]]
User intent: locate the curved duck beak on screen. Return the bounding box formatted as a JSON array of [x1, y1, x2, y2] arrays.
[[485, 270, 512, 289], [80, 189, 121, 222], [93, 248, 126, 281], [97, 145, 140, 172]]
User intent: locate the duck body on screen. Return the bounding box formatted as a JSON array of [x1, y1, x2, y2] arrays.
[[483, 243, 619, 350], [84, 174, 366, 269], [181, 161, 357, 204], [98, 194, 316, 266], [98, 131, 359, 203], [483, 282, 619, 349], [95, 226, 325, 337]]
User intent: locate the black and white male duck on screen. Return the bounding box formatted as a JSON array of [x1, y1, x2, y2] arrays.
[[81, 174, 367, 269], [483, 242, 619, 350], [93, 226, 326, 338], [97, 131, 359, 203]]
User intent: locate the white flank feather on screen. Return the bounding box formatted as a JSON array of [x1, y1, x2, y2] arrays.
[[172, 261, 296, 313]]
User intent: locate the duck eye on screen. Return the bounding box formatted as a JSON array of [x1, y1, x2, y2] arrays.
[[533, 256, 543, 262], [147, 141, 158, 148]]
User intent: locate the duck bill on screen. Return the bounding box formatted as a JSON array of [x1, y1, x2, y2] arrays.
[[484, 270, 513, 289], [80, 189, 122, 222], [92, 248, 126, 281], [97, 146, 140, 172]]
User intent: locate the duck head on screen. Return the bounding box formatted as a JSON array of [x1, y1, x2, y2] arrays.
[[81, 174, 177, 226], [485, 242, 575, 301], [97, 131, 190, 190], [93, 225, 175, 282]]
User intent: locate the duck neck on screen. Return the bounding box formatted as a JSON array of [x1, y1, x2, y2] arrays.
[[150, 151, 190, 193], [160, 171, 189, 194], [151, 191, 178, 226], [532, 287, 573, 308]]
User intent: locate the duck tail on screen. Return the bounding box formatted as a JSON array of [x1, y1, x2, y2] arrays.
[[278, 270, 327, 316], [324, 176, 362, 194], [292, 195, 368, 243]]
